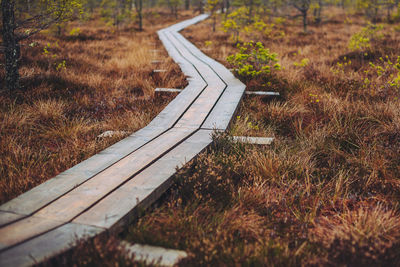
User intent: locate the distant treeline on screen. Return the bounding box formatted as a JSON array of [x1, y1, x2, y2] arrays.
[[1, 0, 399, 92]]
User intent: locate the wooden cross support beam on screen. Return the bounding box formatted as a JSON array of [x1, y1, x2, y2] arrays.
[[154, 89, 279, 97], [155, 88, 183, 93], [245, 91, 280, 96], [119, 241, 188, 266], [232, 136, 274, 145]]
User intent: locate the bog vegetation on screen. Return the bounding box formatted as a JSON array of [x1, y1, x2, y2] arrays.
[[1, 0, 400, 265]]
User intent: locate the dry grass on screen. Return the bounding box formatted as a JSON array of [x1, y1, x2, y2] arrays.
[[2, 6, 400, 266], [0, 11, 190, 204], [311, 204, 400, 265], [119, 7, 400, 266]]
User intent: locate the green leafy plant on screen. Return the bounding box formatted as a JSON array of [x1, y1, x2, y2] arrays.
[[273, 17, 286, 25], [55, 60, 67, 71], [205, 40, 213, 47], [293, 58, 310, 67], [364, 56, 400, 90], [69, 27, 81, 36], [348, 23, 383, 51], [42, 42, 67, 71], [222, 7, 249, 43], [227, 41, 280, 79], [247, 17, 285, 38], [330, 56, 352, 74]]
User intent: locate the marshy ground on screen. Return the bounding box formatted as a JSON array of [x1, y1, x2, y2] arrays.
[[1, 6, 400, 267], [124, 8, 400, 266]]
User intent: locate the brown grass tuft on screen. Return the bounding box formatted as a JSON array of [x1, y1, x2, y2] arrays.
[[311, 205, 400, 266]]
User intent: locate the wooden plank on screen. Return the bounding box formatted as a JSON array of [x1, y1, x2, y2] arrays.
[[0, 223, 103, 267], [170, 33, 245, 130], [154, 30, 212, 130], [175, 84, 227, 129], [173, 33, 235, 81], [33, 128, 194, 223], [0, 170, 94, 216], [245, 91, 279, 96], [232, 136, 274, 145], [163, 14, 208, 32], [0, 126, 165, 216], [128, 125, 166, 138], [158, 31, 205, 83], [160, 129, 213, 161], [163, 31, 223, 85], [201, 84, 245, 130], [120, 241, 188, 266], [155, 88, 183, 93], [165, 32, 245, 130], [97, 130, 128, 138], [0, 128, 194, 251], [172, 33, 244, 98], [147, 83, 207, 129], [100, 134, 156, 155], [0, 211, 25, 228], [0, 216, 63, 251], [73, 130, 213, 230]]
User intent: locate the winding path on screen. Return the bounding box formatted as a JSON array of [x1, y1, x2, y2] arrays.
[[0, 14, 245, 266]]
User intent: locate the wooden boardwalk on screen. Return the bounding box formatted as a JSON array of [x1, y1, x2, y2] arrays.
[[0, 14, 245, 266]]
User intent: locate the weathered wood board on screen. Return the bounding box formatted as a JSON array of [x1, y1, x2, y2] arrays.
[[155, 88, 183, 93], [120, 241, 188, 266], [73, 130, 213, 230], [245, 91, 280, 96], [0, 211, 25, 228], [232, 136, 275, 145], [0, 223, 103, 267]]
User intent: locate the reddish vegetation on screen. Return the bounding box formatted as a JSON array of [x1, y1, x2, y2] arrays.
[[1, 6, 400, 266], [0, 12, 190, 204], [123, 8, 400, 266]]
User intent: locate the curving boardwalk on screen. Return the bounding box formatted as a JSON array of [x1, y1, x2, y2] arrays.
[[0, 14, 245, 266]]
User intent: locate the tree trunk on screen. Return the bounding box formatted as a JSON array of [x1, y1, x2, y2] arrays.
[[185, 0, 190, 10], [135, 0, 143, 31], [315, 0, 322, 24], [302, 10, 307, 32], [138, 10, 142, 31], [198, 0, 204, 14], [387, 4, 392, 22], [248, 0, 254, 24], [2, 0, 20, 92], [225, 0, 230, 13], [213, 15, 216, 32], [174, 5, 178, 18], [373, 7, 378, 23]]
